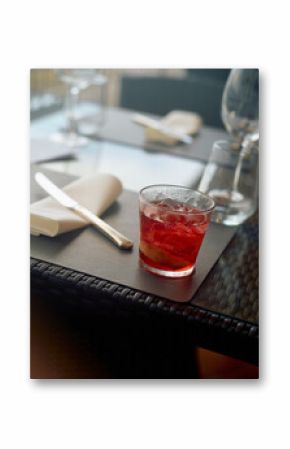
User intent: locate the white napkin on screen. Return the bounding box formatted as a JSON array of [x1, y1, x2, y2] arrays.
[[145, 110, 203, 145], [31, 173, 123, 237]]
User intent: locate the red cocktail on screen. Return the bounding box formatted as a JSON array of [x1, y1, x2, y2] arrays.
[[139, 185, 215, 278]]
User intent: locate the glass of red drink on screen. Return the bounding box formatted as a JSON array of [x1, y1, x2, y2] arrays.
[[139, 185, 215, 278]]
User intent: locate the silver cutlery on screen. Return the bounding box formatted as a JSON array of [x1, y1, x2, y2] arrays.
[[35, 172, 134, 250]]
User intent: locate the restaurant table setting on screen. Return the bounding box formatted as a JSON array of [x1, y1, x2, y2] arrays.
[[77, 106, 228, 164], [30, 69, 259, 364], [30, 167, 237, 303]]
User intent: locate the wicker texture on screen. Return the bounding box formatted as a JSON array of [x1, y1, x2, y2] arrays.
[[192, 214, 258, 323], [31, 213, 258, 364]]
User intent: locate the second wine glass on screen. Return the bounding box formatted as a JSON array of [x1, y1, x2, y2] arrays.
[[52, 69, 106, 148]]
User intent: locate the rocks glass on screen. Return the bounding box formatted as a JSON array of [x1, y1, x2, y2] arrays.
[[139, 185, 215, 278]]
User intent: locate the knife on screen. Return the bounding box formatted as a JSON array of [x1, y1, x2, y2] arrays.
[[34, 172, 134, 250], [132, 113, 193, 144]]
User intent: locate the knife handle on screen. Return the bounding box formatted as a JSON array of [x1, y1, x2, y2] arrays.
[[74, 204, 134, 250]]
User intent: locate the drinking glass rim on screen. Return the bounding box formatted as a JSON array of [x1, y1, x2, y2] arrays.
[[139, 184, 215, 215]]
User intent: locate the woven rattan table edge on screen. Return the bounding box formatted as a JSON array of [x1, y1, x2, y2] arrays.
[[30, 257, 258, 338]]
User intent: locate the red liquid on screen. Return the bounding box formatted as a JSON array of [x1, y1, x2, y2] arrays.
[[139, 200, 210, 276]]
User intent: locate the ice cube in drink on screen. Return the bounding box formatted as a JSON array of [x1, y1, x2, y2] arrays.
[[139, 197, 211, 277]]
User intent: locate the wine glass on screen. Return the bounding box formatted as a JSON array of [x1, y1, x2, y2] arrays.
[[223, 69, 259, 211], [221, 69, 259, 148], [52, 69, 106, 148], [198, 69, 259, 225]]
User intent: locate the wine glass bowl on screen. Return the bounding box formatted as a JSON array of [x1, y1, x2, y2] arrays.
[[57, 69, 106, 91], [221, 69, 259, 147], [199, 69, 259, 226], [52, 69, 107, 148]]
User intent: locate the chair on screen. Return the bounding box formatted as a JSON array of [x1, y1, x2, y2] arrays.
[[120, 70, 230, 128]]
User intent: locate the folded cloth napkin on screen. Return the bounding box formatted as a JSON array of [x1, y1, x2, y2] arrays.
[[145, 110, 203, 145], [31, 173, 122, 237]]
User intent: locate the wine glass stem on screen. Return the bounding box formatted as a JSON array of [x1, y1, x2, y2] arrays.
[[65, 85, 79, 134]]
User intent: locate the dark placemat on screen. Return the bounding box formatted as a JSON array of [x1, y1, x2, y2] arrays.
[[79, 107, 229, 163], [30, 167, 236, 303]]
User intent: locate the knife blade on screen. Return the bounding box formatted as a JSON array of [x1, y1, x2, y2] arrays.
[[34, 172, 134, 250]]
